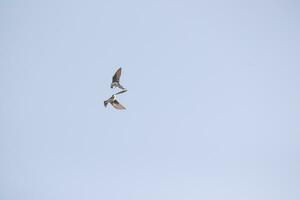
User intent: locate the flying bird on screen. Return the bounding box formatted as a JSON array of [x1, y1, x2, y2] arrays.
[[111, 67, 126, 90], [104, 90, 127, 110]]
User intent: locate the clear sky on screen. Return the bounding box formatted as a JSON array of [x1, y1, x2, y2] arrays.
[[1, 0, 300, 199]]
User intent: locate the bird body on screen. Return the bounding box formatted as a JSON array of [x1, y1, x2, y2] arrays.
[[111, 67, 126, 90], [104, 90, 127, 110]]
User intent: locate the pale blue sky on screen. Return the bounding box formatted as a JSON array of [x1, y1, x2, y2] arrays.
[[1, 0, 300, 199]]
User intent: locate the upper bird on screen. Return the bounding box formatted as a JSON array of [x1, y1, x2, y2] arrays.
[[111, 67, 126, 90]]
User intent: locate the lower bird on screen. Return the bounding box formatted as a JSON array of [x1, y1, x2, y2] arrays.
[[104, 90, 127, 110]]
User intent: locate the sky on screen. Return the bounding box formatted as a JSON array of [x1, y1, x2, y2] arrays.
[[1, 0, 300, 199]]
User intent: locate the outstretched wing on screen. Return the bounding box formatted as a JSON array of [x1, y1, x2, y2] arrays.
[[111, 100, 126, 110], [104, 100, 108, 107], [115, 89, 127, 95], [112, 68, 122, 83]]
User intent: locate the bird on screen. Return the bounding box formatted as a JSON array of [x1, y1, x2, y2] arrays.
[[104, 90, 127, 110], [111, 67, 126, 90]]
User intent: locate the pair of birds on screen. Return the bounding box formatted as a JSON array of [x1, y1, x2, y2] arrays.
[[104, 68, 127, 110]]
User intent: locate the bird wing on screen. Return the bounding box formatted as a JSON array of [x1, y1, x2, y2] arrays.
[[116, 83, 125, 90], [115, 89, 127, 95], [111, 100, 126, 110], [104, 100, 108, 107], [104, 95, 114, 107], [112, 68, 122, 83]]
